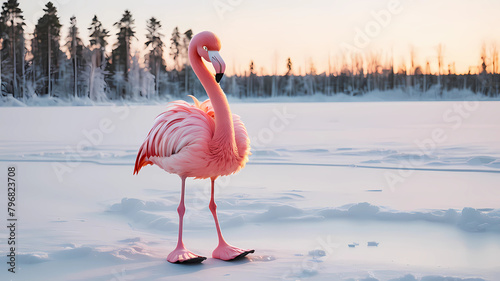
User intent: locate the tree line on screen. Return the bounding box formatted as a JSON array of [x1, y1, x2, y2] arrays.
[[236, 43, 499, 98], [1, 1, 198, 101], [0, 0, 498, 104]]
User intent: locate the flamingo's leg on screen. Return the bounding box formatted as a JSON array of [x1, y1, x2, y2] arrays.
[[210, 178, 254, 261], [167, 177, 206, 263]]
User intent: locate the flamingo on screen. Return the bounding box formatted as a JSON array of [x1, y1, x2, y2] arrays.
[[134, 31, 254, 263]]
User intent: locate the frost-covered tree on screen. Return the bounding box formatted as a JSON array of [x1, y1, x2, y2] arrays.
[[86, 15, 110, 100], [0, 0, 25, 97], [82, 48, 108, 102], [111, 10, 135, 98], [112, 10, 135, 80], [128, 53, 141, 100], [181, 29, 192, 67], [32, 2, 62, 96], [88, 15, 109, 68], [127, 52, 154, 100], [65, 16, 83, 98], [169, 26, 181, 71], [144, 17, 166, 97], [181, 29, 193, 93]]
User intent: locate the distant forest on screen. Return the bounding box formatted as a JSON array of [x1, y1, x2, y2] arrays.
[[0, 1, 499, 103]]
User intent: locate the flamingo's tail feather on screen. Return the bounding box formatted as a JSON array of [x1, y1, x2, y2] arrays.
[[134, 144, 153, 175]]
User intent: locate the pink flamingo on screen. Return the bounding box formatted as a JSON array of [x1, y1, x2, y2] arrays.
[[134, 31, 253, 263]]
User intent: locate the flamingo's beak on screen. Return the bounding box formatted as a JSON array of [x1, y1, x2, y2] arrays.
[[208, 50, 226, 83]]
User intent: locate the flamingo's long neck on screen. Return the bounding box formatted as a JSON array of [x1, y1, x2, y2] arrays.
[[189, 43, 235, 146]]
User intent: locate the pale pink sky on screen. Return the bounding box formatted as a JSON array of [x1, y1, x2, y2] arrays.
[[20, 0, 500, 75]]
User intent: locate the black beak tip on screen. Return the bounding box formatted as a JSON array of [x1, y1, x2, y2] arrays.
[[215, 73, 224, 83]]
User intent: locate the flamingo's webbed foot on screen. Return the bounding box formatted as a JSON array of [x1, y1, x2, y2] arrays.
[[212, 244, 254, 261], [167, 247, 206, 264]]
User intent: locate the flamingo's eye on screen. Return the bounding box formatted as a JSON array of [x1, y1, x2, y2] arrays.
[[203, 46, 208, 51]]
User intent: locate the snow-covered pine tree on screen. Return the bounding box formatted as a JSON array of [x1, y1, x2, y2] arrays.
[[144, 17, 166, 98], [128, 53, 141, 100], [167, 27, 183, 96], [88, 15, 109, 69], [0, 0, 25, 98], [111, 10, 135, 99], [87, 15, 110, 101], [65, 16, 84, 98], [32, 2, 61, 97], [181, 29, 192, 94], [169, 27, 181, 72]]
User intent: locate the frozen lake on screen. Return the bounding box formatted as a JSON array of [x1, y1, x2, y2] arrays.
[[1, 101, 499, 280]]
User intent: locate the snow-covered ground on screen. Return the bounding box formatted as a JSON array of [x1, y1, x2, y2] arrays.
[[1, 100, 499, 281], [1, 87, 499, 107]]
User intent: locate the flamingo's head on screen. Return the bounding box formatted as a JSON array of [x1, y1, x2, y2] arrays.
[[193, 31, 226, 83]]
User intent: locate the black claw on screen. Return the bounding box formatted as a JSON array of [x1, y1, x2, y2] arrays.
[[176, 256, 207, 264], [232, 250, 255, 261]]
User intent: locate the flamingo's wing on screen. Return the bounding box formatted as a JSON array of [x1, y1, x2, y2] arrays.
[[232, 113, 251, 164], [134, 99, 215, 174]]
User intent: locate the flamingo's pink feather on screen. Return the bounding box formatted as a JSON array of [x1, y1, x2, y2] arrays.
[[134, 97, 250, 179]]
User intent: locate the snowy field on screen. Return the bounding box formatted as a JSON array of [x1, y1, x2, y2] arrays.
[[1, 99, 500, 281]]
